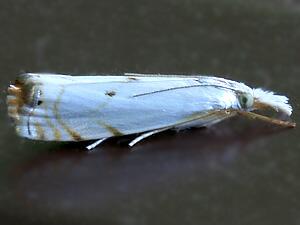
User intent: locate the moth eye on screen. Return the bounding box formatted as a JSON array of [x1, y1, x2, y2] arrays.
[[238, 93, 254, 109]]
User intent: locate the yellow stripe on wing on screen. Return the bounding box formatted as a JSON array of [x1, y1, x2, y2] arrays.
[[98, 121, 124, 136], [53, 88, 83, 141], [34, 122, 45, 140], [40, 96, 62, 141]]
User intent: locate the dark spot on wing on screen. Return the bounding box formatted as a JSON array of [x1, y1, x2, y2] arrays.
[[127, 77, 139, 81], [105, 90, 116, 97]]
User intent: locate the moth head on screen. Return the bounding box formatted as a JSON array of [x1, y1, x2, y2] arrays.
[[236, 88, 293, 117], [252, 88, 293, 116]]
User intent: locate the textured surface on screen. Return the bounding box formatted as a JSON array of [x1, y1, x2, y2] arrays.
[[1, 0, 300, 225]]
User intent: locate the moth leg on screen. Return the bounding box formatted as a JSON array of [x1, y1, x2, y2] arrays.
[[86, 138, 108, 150], [237, 111, 296, 128], [129, 128, 169, 147]]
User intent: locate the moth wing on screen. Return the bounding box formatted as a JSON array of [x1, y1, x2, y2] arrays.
[[8, 74, 239, 141]]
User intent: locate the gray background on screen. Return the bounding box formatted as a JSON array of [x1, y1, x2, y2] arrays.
[[1, 0, 300, 224]]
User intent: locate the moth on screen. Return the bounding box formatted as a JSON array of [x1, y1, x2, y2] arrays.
[[7, 73, 295, 150]]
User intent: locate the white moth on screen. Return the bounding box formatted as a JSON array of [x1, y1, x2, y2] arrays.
[[7, 73, 295, 150]]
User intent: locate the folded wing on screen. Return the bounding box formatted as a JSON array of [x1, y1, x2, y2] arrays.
[[7, 73, 239, 141]]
